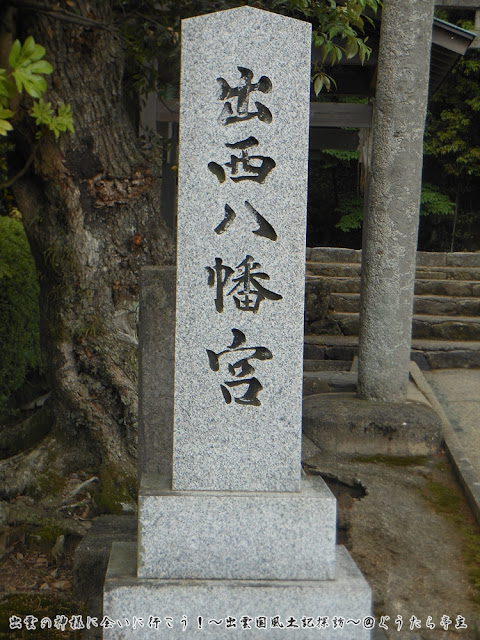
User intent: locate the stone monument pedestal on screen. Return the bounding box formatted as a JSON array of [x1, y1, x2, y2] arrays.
[[103, 474, 372, 639], [104, 542, 371, 639]]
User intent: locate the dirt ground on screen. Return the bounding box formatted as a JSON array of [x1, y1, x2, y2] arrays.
[[0, 448, 478, 638], [304, 448, 480, 640]]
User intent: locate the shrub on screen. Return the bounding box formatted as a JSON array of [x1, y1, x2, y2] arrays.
[[0, 216, 41, 406]]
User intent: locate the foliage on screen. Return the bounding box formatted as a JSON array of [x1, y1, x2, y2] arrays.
[[422, 16, 480, 250], [0, 36, 74, 141], [0, 215, 41, 407], [114, 0, 380, 99], [420, 183, 455, 217], [335, 194, 364, 231], [270, 0, 380, 94], [425, 48, 480, 182]]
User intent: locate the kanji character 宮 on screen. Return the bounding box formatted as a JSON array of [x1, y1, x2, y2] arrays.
[[217, 67, 272, 126], [206, 328, 272, 406]]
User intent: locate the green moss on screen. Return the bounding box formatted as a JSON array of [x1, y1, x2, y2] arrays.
[[36, 468, 66, 497], [38, 519, 64, 543], [0, 593, 83, 638], [421, 461, 480, 605], [93, 464, 137, 514], [0, 216, 41, 407], [352, 454, 429, 467]]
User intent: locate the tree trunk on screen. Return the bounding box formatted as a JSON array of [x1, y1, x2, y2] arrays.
[[3, 1, 174, 504]]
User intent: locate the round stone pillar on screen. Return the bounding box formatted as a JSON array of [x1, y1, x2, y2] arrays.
[[358, 0, 435, 402]]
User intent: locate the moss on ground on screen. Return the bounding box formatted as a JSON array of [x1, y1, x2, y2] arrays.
[[93, 464, 137, 515], [0, 593, 84, 639], [421, 459, 480, 606], [352, 454, 429, 467]]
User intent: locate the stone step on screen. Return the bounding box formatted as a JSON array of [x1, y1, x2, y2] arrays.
[[306, 262, 362, 278], [306, 261, 480, 282], [304, 334, 480, 369], [306, 275, 480, 297], [328, 293, 480, 316], [416, 266, 480, 281], [306, 246, 480, 268], [415, 279, 480, 297], [309, 312, 480, 341], [414, 296, 480, 316], [303, 359, 352, 372], [413, 315, 480, 340], [303, 371, 357, 396]]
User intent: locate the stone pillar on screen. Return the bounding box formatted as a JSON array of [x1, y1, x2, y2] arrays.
[[358, 0, 435, 402], [137, 266, 175, 479], [104, 9, 372, 635]]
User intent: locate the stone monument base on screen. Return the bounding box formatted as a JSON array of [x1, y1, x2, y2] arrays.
[[103, 542, 372, 639], [138, 474, 336, 580]]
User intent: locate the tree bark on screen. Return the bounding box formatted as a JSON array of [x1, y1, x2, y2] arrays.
[[3, 1, 174, 500]]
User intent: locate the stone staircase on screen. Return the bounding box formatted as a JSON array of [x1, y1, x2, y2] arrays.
[[304, 247, 480, 370]]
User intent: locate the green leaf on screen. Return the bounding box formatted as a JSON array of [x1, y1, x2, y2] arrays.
[[345, 38, 359, 60], [29, 60, 53, 75], [8, 37, 52, 97], [0, 119, 13, 136], [22, 36, 37, 62], [49, 103, 75, 137], [12, 67, 47, 98], [314, 75, 324, 95], [0, 107, 14, 120], [0, 73, 16, 104], [8, 40, 22, 68], [31, 98, 54, 126]]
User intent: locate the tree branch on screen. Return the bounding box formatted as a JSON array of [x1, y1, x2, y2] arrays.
[[5, 1, 118, 34], [0, 141, 38, 190]]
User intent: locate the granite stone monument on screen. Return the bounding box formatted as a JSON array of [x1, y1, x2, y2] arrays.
[[103, 7, 372, 637]]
